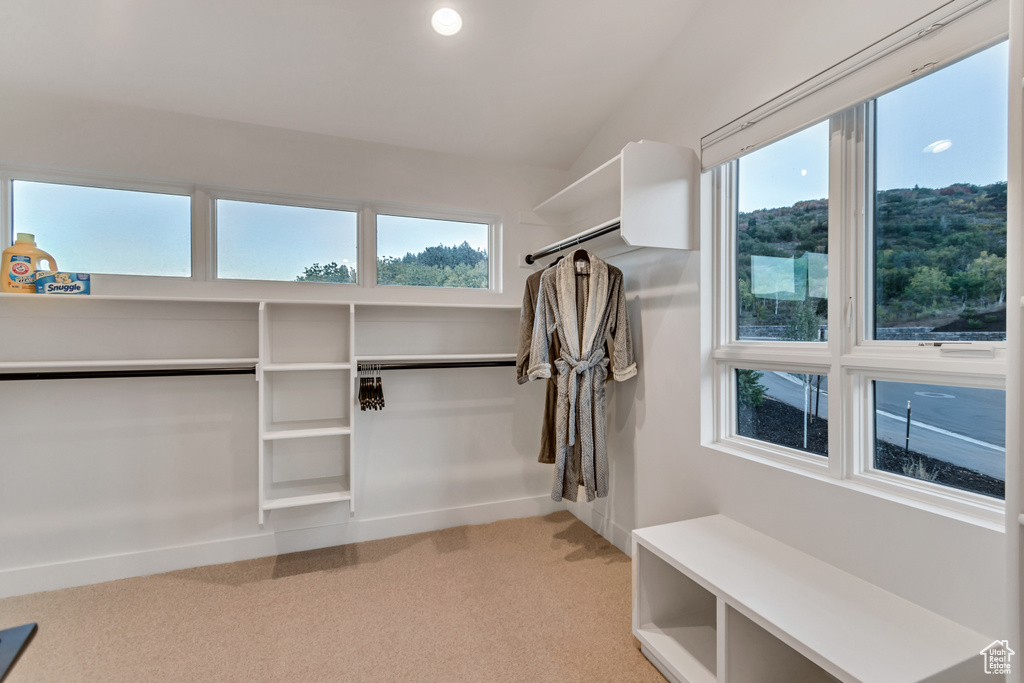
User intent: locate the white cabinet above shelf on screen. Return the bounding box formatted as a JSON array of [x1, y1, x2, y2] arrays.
[[524, 140, 699, 264]]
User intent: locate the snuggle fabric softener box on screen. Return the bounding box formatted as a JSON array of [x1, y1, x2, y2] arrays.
[[34, 272, 91, 295], [1, 233, 57, 293]]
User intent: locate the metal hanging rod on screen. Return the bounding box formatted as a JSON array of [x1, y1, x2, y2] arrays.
[[524, 221, 621, 265], [0, 367, 256, 382], [358, 360, 515, 372]]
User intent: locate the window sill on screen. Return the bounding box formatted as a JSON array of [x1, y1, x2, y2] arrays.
[[705, 439, 1005, 532]]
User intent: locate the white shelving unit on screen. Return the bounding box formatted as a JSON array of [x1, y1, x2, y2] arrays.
[[0, 294, 520, 525], [633, 515, 993, 683], [526, 140, 699, 262], [257, 302, 355, 524]]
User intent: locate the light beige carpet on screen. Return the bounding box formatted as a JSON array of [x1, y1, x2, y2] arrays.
[[1, 512, 666, 682]]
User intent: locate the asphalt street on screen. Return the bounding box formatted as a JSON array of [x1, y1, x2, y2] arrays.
[[755, 372, 1005, 480]]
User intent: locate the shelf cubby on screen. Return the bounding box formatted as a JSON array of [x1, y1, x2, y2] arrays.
[[354, 305, 517, 358], [261, 436, 351, 512], [262, 369, 351, 436], [262, 302, 352, 365], [634, 545, 717, 683], [721, 605, 839, 683]]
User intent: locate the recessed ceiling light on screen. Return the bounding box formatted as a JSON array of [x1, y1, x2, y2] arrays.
[[923, 139, 953, 154], [431, 8, 462, 36]]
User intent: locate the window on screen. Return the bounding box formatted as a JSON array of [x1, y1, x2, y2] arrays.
[[872, 379, 1004, 499], [712, 41, 1008, 519], [216, 199, 358, 284], [737, 121, 829, 341], [376, 214, 490, 289], [736, 369, 828, 457], [4, 173, 498, 294], [11, 179, 191, 277], [872, 43, 1008, 341]]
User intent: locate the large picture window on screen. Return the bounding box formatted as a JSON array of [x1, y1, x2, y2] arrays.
[[712, 41, 1008, 521]]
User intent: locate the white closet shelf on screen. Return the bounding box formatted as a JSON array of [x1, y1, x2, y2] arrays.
[[263, 421, 351, 441], [0, 357, 258, 372], [534, 155, 621, 220], [0, 292, 519, 309], [355, 353, 515, 363], [525, 140, 697, 265], [636, 612, 717, 683], [263, 476, 351, 509], [263, 488, 352, 511], [261, 362, 351, 372]]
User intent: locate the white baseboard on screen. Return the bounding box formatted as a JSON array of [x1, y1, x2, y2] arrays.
[[564, 499, 633, 556], [0, 495, 563, 598]]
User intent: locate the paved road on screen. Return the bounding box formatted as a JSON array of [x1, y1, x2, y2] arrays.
[[756, 372, 1005, 480]]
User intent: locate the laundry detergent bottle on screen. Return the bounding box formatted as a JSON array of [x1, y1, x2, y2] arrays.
[[2, 233, 57, 293]]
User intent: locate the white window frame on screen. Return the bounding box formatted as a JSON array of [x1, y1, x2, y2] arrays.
[[2, 166, 197, 283], [369, 204, 501, 293], [709, 67, 1008, 524], [207, 187, 363, 286]]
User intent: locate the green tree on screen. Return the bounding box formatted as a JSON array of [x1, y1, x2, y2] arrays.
[[783, 300, 822, 341], [737, 369, 767, 408], [906, 266, 951, 308], [295, 262, 355, 283], [965, 251, 1007, 305]]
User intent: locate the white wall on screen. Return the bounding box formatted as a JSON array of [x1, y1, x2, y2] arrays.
[[0, 87, 570, 596], [571, 0, 1008, 637]]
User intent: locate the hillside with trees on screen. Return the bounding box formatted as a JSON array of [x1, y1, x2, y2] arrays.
[[738, 181, 1007, 337], [296, 240, 488, 288]]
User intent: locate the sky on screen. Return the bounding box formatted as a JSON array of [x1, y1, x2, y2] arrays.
[[738, 40, 1008, 214]]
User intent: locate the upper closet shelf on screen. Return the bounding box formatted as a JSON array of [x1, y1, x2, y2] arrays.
[[0, 292, 519, 309], [525, 140, 698, 264]]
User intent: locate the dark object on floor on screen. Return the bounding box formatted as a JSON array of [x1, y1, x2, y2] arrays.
[[0, 622, 37, 682]]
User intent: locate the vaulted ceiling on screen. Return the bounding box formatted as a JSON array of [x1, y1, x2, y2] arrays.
[[0, 0, 706, 169]]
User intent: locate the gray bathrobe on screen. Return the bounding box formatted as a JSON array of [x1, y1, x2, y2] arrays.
[[517, 267, 560, 465], [527, 253, 637, 502]]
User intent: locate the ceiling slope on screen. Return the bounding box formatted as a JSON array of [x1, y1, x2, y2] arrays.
[[0, 0, 705, 169]]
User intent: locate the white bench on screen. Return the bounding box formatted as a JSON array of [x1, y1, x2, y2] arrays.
[[632, 515, 994, 683]]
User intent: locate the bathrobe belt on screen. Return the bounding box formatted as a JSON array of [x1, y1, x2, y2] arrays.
[[554, 348, 609, 497]]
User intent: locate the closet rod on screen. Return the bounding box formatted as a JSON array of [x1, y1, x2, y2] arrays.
[[0, 367, 256, 382], [358, 360, 515, 372], [524, 221, 621, 265]]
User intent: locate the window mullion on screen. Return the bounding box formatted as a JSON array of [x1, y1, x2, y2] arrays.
[[193, 188, 212, 282], [715, 162, 737, 347], [1, 171, 11, 249]]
